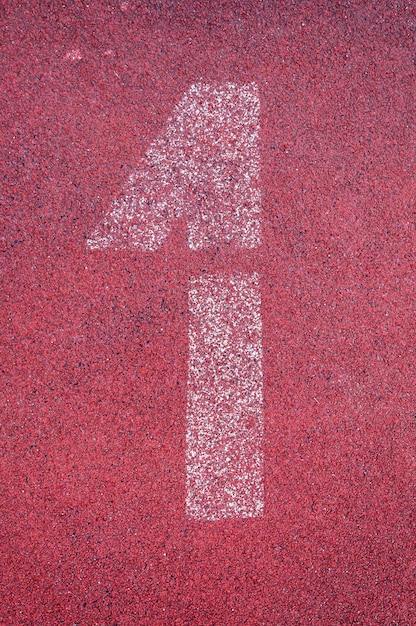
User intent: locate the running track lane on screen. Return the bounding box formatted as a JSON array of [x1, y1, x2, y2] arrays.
[[1, 2, 415, 624]]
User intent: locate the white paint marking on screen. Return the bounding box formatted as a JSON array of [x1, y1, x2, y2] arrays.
[[186, 273, 263, 520], [87, 83, 260, 251], [87, 82, 263, 520]]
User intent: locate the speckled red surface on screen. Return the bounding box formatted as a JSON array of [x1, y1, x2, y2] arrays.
[[1, 1, 416, 624]]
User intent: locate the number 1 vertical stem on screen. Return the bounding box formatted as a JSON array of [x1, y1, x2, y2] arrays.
[[186, 272, 264, 520]]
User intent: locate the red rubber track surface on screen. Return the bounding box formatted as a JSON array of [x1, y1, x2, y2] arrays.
[[1, 1, 415, 624]]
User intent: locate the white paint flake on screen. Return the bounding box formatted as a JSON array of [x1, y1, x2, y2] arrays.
[[64, 48, 82, 62], [186, 273, 264, 520], [86, 82, 261, 251]]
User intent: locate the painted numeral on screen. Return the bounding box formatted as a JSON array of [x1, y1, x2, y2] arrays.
[[88, 83, 263, 520]]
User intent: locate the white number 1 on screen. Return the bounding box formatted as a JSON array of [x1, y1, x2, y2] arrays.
[[88, 83, 264, 520]]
